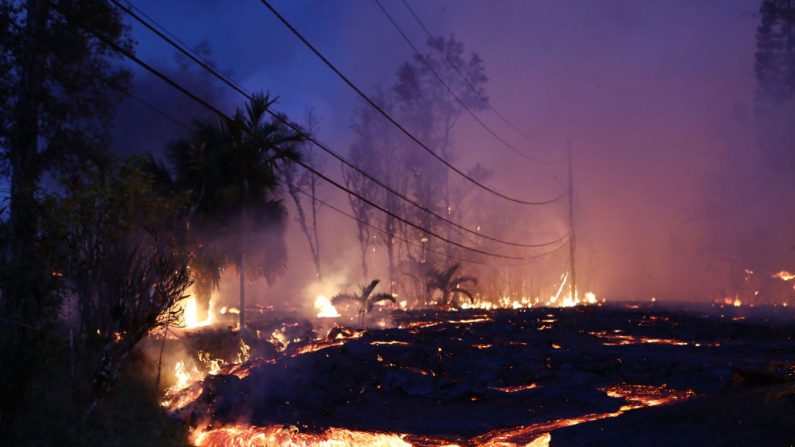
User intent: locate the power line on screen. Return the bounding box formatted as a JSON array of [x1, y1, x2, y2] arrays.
[[373, 0, 552, 164], [51, 2, 532, 262], [282, 177, 569, 268], [109, 0, 569, 250], [399, 0, 560, 151], [257, 0, 569, 206], [120, 69, 567, 268]]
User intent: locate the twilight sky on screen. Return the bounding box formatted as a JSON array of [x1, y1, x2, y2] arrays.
[[114, 0, 789, 305]]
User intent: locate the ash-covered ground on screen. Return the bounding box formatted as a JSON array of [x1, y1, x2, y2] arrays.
[[168, 304, 795, 446]]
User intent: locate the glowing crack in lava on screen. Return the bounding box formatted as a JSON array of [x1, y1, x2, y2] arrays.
[[464, 384, 695, 447], [587, 330, 721, 347], [488, 383, 538, 392]]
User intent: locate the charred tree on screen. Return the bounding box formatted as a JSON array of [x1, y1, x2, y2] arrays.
[[281, 109, 324, 279], [349, 91, 407, 291], [392, 34, 489, 263]]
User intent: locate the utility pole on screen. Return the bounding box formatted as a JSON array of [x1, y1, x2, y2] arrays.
[[567, 140, 577, 301]]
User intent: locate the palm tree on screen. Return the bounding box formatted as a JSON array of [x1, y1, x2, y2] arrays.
[[332, 279, 396, 329], [167, 93, 304, 327], [426, 263, 478, 309]]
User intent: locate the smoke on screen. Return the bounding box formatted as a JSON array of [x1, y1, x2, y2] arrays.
[[111, 0, 795, 306]]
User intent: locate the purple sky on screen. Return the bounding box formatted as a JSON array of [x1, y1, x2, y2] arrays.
[[115, 0, 791, 304]]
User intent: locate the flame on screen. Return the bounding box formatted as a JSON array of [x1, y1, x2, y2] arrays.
[[315, 295, 341, 318], [161, 360, 205, 409], [721, 296, 742, 307], [180, 294, 214, 329], [461, 290, 599, 311], [173, 361, 194, 390], [220, 307, 240, 315], [773, 270, 795, 281], [198, 350, 226, 376]]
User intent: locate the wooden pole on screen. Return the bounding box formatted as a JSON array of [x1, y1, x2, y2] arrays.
[[567, 140, 577, 301]]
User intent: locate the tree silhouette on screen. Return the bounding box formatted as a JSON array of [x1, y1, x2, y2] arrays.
[[0, 0, 132, 439], [332, 279, 396, 329], [426, 263, 478, 309], [280, 109, 324, 279], [393, 34, 489, 263], [167, 93, 303, 326]]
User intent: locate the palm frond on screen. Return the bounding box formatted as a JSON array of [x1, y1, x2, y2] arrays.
[[442, 263, 462, 283], [362, 279, 381, 299], [366, 293, 396, 312], [454, 288, 476, 304], [452, 276, 478, 287], [331, 293, 361, 306]]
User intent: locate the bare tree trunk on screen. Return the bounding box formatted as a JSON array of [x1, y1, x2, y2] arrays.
[[359, 226, 369, 281], [155, 326, 167, 393], [310, 176, 322, 278], [239, 251, 246, 328], [239, 182, 248, 328], [386, 237, 395, 294], [0, 0, 48, 439]]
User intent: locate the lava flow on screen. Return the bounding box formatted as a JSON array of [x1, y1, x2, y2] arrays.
[[186, 383, 695, 447]]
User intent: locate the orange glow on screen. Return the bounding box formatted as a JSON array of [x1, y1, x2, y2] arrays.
[[488, 383, 538, 393], [588, 331, 693, 346], [192, 425, 412, 447], [314, 295, 341, 318], [369, 340, 410, 346], [183, 384, 693, 447]]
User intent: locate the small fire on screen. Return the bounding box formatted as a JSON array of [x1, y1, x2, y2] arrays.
[[173, 360, 197, 390], [461, 290, 599, 310], [773, 270, 795, 281], [315, 295, 341, 318], [161, 360, 205, 410], [722, 296, 742, 307], [180, 295, 214, 329], [219, 306, 239, 315], [198, 350, 226, 376]]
